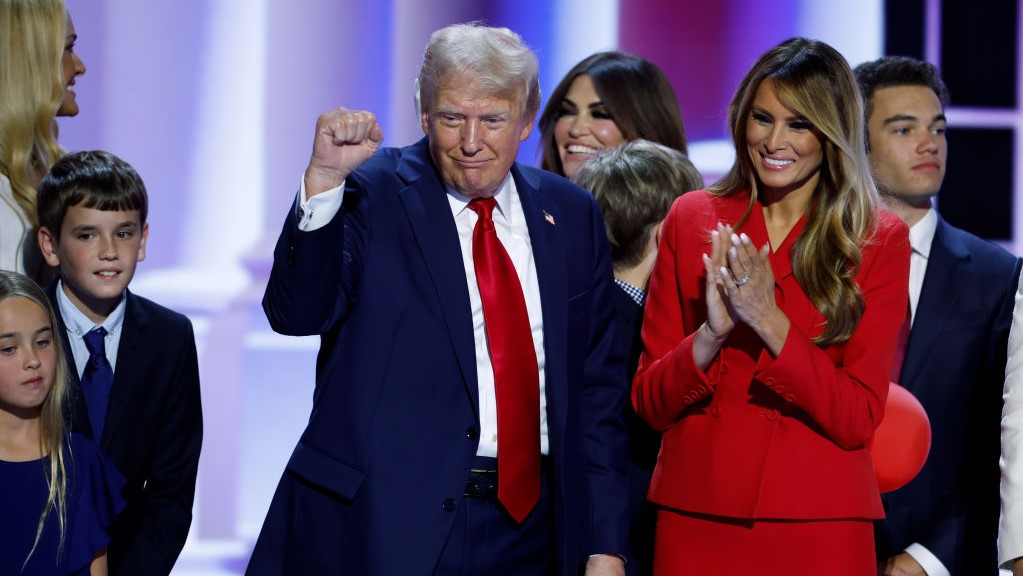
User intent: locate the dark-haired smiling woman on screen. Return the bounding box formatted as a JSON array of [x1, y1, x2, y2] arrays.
[[632, 37, 910, 575], [537, 51, 687, 179]]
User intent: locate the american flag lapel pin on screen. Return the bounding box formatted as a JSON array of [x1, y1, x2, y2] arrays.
[[543, 210, 555, 226]]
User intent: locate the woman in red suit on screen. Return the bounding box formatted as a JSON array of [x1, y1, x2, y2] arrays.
[[632, 37, 911, 575]]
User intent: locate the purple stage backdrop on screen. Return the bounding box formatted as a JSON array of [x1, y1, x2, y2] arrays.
[[51, 1, 1021, 573]]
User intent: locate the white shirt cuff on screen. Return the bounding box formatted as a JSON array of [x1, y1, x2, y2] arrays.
[[296, 177, 345, 231], [905, 543, 950, 576]]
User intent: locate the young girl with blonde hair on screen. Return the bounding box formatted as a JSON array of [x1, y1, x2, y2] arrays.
[[0, 269, 122, 575]]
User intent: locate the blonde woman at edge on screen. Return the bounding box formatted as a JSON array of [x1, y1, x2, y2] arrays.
[[0, 0, 86, 280]]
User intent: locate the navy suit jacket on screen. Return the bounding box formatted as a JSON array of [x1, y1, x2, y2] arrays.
[[614, 286, 658, 576], [877, 214, 1021, 575], [248, 138, 630, 575], [49, 284, 202, 576]]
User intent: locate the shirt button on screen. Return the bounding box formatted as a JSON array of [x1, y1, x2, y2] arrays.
[[441, 498, 456, 512]]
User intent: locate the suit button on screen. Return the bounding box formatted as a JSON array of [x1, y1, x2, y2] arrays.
[[765, 377, 775, 385], [441, 499, 456, 512], [773, 385, 785, 394], [784, 394, 795, 403], [711, 405, 721, 417], [763, 409, 779, 421], [466, 427, 478, 440]]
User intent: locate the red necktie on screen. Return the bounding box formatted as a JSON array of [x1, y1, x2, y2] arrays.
[[468, 197, 540, 523], [891, 299, 911, 383]]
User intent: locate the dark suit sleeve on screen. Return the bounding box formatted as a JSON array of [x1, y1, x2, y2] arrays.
[[921, 255, 1022, 573], [116, 317, 202, 575], [579, 198, 632, 559], [263, 190, 364, 336]]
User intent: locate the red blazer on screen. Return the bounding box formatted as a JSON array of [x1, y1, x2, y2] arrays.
[[633, 190, 910, 521]]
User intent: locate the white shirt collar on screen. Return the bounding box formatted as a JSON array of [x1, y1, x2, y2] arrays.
[[446, 173, 516, 223], [55, 279, 127, 337], [908, 208, 938, 259]]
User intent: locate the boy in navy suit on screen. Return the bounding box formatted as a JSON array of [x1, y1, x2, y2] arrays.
[[35, 150, 203, 576]]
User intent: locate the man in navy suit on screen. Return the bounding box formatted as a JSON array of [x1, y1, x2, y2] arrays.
[[247, 23, 629, 575], [856, 56, 1022, 576], [36, 150, 203, 576]]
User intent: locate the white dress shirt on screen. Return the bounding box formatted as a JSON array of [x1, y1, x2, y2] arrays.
[[295, 174, 549, 458], [1001, 269, 1023, 569]]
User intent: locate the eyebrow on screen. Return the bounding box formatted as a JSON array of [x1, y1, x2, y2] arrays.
[[751, 105, 807, 122], [883, 113, 947, 125], [0, 326, 50, 340], [70, 221, 138, 233]]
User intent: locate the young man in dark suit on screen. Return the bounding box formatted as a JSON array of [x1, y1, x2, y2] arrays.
[[856, 56, 1022, 576], [36, 150, 203, 576]]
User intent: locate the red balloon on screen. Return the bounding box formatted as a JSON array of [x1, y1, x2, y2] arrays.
[[866, 383, 931, 493]]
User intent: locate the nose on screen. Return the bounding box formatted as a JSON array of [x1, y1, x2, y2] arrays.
[[75, 52, 86, 76], [917, 131, 940, 154], [765, 125, 786, 152], [461, 119, 482, 155], [97, 235, 117, 260], [568, 112, 589, 137], [23, 348, 41, 370]]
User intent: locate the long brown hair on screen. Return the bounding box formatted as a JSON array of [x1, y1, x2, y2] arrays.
[[711, 37, 880, 346]]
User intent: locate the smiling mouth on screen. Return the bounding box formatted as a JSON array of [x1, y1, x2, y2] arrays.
[[762, 156, 794, 168], [566, 144, 599, 155]]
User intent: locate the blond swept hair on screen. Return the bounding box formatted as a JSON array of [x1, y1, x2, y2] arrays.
[[0, 270, 71, 567], [711, 37, 880, 346], [0, 0, 67, 228]]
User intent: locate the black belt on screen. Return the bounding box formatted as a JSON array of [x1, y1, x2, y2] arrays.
[[464, 456, 549, 499]]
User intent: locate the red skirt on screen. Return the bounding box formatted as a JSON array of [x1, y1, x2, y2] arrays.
[[654, 509, 875, 576]]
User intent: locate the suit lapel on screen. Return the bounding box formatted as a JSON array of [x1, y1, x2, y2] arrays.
[[901, 216, 969, 391], [47, 282, 93, 438], [103, 290, 147, 448], [514, 166, 568, 452], [396, 139, 480, 417]]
